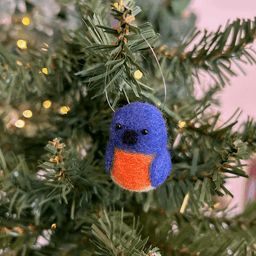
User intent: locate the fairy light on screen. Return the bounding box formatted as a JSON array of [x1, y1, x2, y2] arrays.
[[43, 100, 52, 108], [51, 223, 57, 229], [16, 60, 23, 66], [17, 39, 27, 49], [179, 120, 186, 128], [41, 48, 48, 51], [60, 106, 70, 114], [42, 68, 48, 74], [15, 120, 25, 128], [134, 70, 143, 79], [23, 110, 33, 118], [22, 16, 30, 26]]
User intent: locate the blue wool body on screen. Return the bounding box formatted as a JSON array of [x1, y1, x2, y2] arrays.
[[105, 102, 172, 191]]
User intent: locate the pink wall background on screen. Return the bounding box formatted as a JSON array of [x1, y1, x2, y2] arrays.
[[189, 0, 256, 123], [188, 0, 256, 215]]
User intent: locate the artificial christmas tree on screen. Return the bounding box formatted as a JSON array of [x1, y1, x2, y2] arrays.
[[0, 0, 256, 255]]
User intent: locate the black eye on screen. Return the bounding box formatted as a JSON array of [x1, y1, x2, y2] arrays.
[[116, 123, 122, 130], [142, 129, 148, 135]]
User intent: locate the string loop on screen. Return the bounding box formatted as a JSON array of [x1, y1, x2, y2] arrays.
[[105, 34, 167, 112], [140, 33, 167, 111]]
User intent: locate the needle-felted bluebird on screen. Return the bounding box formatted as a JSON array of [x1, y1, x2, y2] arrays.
[[105, 102, 172, 192]]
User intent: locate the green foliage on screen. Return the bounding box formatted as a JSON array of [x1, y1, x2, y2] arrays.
[[0, 0, 256, 255], [135, 0, 196, 44], [84, 209, 161, 256], [139, 200, 256, 256], [75, 1, 160, 104], [0, 138, 109, 227], [172, 0, 191, 15], [143, 18, 256, 89]]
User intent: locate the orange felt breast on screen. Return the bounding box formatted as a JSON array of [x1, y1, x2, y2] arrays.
[[111, 148, 154, 191]]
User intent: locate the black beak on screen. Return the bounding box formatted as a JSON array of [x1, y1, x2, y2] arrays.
[[122, 130, 138, 145]]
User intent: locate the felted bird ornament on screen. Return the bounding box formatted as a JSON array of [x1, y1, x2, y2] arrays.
[[105, 102, 172, 192]]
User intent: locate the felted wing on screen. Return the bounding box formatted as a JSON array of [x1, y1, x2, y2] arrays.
[[105, 142, 115, 175], [149, 148, 172, 187]]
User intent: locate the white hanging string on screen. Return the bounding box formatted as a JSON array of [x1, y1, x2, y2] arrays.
[[140, 33, 167, 110], [105, 90, 115, 112], [104, 64, 116, 112], [104, 34, 167, 112]]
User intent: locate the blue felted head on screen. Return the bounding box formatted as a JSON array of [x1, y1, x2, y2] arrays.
[[109, 102, 168, 155]]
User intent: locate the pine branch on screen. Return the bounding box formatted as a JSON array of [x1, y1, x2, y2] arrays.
[[82, 209, 162, 256], [75, 0, 160, 103], [138, 201, 256, 256], [153, 18, 256, 87], [0, 138, 110, 227]]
